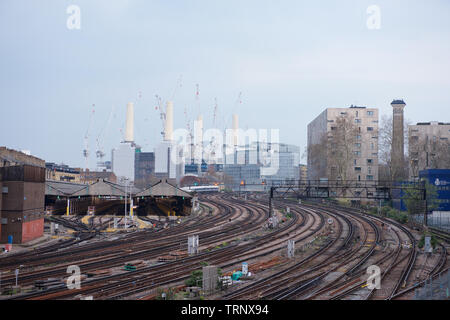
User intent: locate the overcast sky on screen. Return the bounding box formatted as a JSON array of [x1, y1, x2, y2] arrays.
[[1, 0, 449, 168]]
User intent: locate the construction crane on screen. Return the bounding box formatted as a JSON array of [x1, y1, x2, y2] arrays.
[[154, 94, 165, 138], [155, 76, 183, 139], [212, 97, 218, 127], [183, 105, 194, 164], [171, 75, 182, 100], [224, 92, 242, 131], [208, 97, 219, 162], [83, 104, 95, 171], [95, 105, 115, 169]]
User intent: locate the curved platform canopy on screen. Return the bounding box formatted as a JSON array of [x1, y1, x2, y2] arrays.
[[136, 179, 193, 198], [46, 180, 87, 196], [71, 179, 140, 197]]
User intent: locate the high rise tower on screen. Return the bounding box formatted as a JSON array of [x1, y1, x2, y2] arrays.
[[391, 99, 406, 180]]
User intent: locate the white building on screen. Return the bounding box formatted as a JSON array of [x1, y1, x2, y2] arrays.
[[112, 142, 135, 183], [307, 106, 379, 182]]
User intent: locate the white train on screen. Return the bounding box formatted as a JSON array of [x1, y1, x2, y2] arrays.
[[180, 185, 220, 193]]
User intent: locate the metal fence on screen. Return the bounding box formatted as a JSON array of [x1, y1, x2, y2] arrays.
[[415, 270, 450, 300], [410, 213, 450, 232]]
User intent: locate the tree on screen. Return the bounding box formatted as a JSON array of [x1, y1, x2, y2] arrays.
[[403, 181, 439, 215], [379, 115, 410, 181], [327, 114, 359, 183]]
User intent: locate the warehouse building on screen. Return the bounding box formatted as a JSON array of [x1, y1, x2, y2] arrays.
[[0, 147, 46, 244], [1, 165, 45, 244], [46, 162, 81, 182]]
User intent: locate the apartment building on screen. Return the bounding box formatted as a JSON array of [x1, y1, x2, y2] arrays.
[[307, 106, 379, 182], [409, 121, 450, 179]]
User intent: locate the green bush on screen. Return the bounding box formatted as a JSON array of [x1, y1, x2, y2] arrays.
[[185, 270, 203, 287], [386, 208, 408, 224], [381, 206, 391, 216], [418, 234, 438, 249]]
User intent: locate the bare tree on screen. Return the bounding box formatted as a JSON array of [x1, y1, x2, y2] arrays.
[[327, 114, 359, 183], [379, 115, 410, 181], [307, 113, 360, 185]]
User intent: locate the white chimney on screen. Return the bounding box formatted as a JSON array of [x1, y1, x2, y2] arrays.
[[165, 101, 174, 141], [124, 102, 134, 142]]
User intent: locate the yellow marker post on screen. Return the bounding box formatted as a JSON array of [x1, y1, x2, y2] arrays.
[[66, 198, 70, 216]]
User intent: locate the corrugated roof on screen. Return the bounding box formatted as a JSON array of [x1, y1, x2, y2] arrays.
[[136, 179, 193, 198], [46, 180, 87, 196]]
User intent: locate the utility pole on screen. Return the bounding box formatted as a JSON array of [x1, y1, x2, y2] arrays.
[[423, 180, 428, 227], [129, 181, 134, 222], [124, 179, 128, 229], [239, 166, 241, 197], [269, 187, 274, 217]]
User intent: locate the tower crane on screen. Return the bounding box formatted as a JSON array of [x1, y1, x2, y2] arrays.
[[213, 97, 218, 127], [95, 105, 115, 169], [208, 97, 219, 162], [155, 76, 183, 139], [155, 94, 165, 138], [171, 75, 182, 100], [83, 104, 95, 171]]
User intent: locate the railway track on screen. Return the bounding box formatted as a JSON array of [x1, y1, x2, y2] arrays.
[[1, 194, 272, 299], [1, 193, 447, 300]]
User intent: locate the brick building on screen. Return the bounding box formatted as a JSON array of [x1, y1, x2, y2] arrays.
[[0, 147, 46, 244], [80, 169, 117, 184], [1, 165, 45, 244]]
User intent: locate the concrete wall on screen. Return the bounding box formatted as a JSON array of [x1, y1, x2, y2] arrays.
[[307, 109, 328, 180]]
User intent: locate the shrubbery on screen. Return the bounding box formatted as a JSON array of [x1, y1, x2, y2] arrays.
[[185, 270, 203, 287], [365, 206, 408, 224], [417, 233, 438, 249], [385, 208, 408, 224]]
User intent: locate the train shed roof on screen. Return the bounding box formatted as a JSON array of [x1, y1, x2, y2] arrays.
[[46, 180, 87, 196], [71, 179, 134, 197], [136, 179, 193, 198]]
